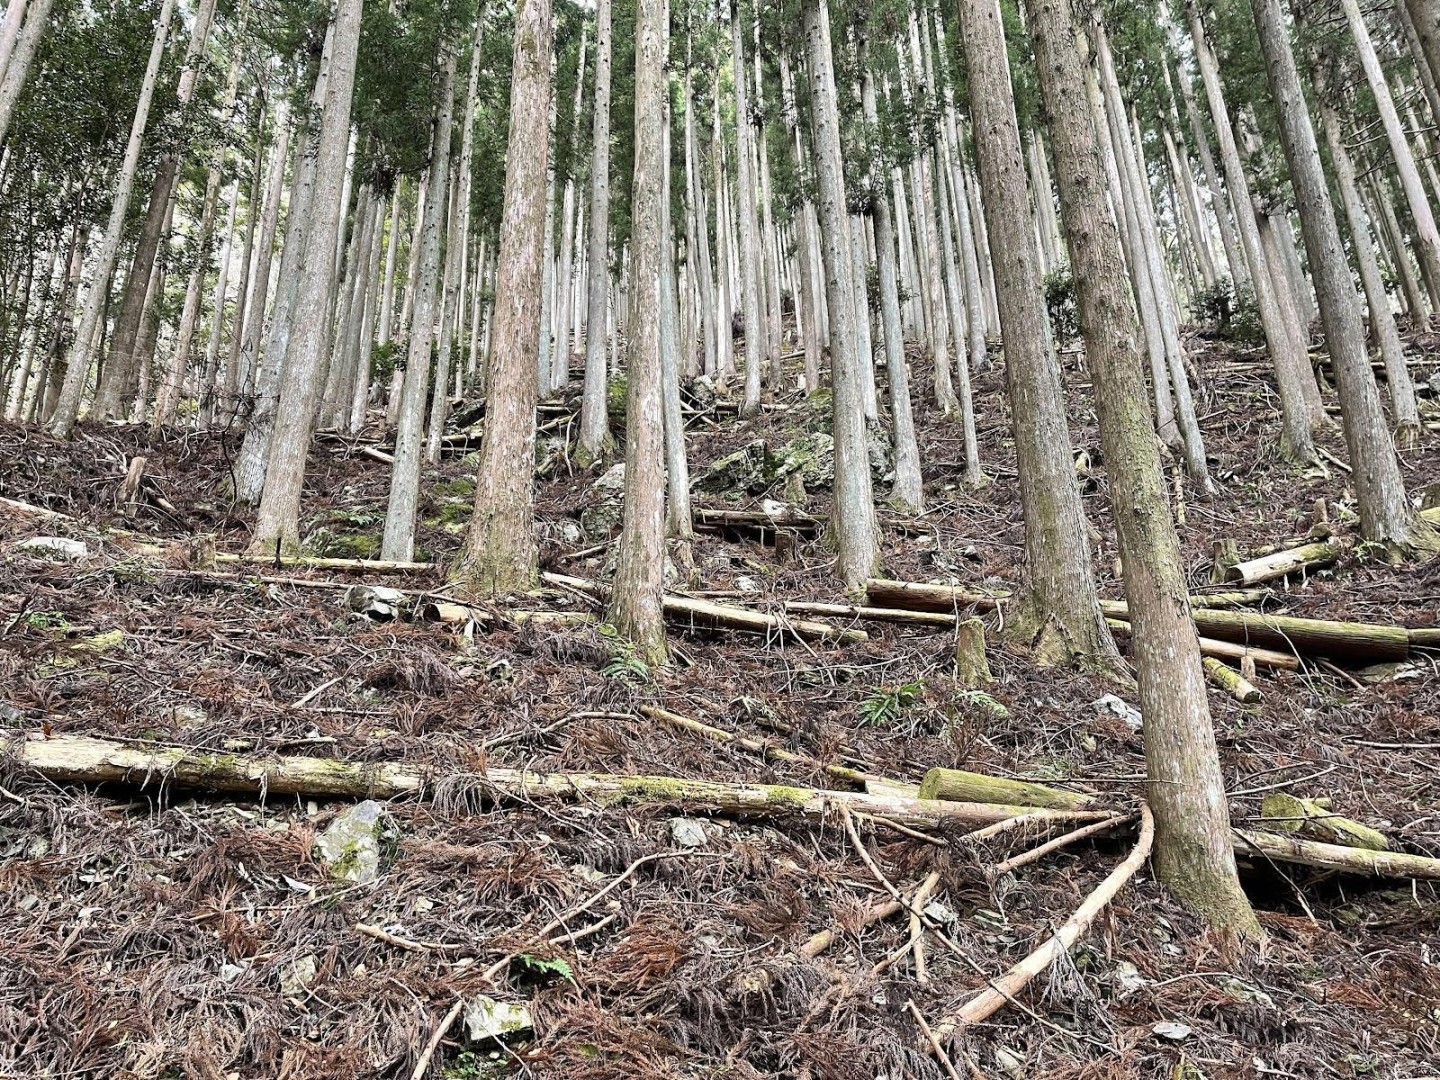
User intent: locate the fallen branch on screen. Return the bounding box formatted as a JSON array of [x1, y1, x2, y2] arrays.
[[541, 572, 867, 643], [4, 731, 1101, 831], [990, 813, 1133, 877], [864, 578, 1008, 613], [0, 496, 71, 519], [639, 704, 883, 787], [930, 803, 1155, 1040]]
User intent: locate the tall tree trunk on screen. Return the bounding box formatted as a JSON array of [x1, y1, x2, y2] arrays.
[[860, 52, 922, 515], [234, 101, 291, 425], [1341, 0, 1440, 308], [1404, 0, 1440, 110], [959, 0, 1119, 670], [1316, 92, 1422, 444], [731, 0, 763, 415], [1027, 0, 1261, 939], [684, 54, 717, 381], [1253, 0, 1437, 553], [0, 0, 53, 148], [426, 157, 465, 462], [0, 0, 27, 85], [1184, 0, 1318, 461], [199, 177, 241, 423], [803, 0, 878, 589], [608, 0, 668, 661], [247, 0, 363, 552], [388, 180, 426, 426], [383, 44, 457, 561], [578, 0, 613, 462], [553, 22, 587, 393], [92, 0, 219, 421], [454, 0, 553, 595], [225, 105, 266, 412], [47, 0, 177, 438], [658, 46, 692, 542]]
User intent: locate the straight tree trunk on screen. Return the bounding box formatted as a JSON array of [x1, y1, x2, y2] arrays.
[[553, 23, 587, 394], [247, 0, 363, 553], [731, 0, 763, 415], [224, 108, 266, 410], [1252, 0, 1437, 553], [199, 177, 241, 422], [47, 0, 177, 438], [607, 0, 668, 662], [959, 0, 1119, 669], [1405, 0, 1440, 105], [578, 0, 613, 462], [0, 0, 53, 149], [233, 101, 292, 421], [658, 53, 691, 542], [803, 0, 878, 589], [1184, 0, 1318, 461], [1027, 0, 1261, 939], [684, 56, 717, 381], [1341, 0, 1440, 308], [0, 0, 26, 86], [383, 44, 457, 561], [453, 0, 553, 595], [861, 52, 923, 515], [1317, 92, 1422, 444], [426, 159, 465, 461]]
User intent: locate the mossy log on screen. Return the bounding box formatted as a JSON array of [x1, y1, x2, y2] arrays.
[[1225, 541, 1341, 586], [1259, 794, 1389, 850], [1234, 829, 1440, 878], [917, 768, 1093, 810], [5, 731, 1101, 831], [1201, 657, 1264, 703], [862, 578, 1009, 613]]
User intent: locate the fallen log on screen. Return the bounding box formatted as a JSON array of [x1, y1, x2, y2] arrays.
[[0, 496, 71, 519], [214, 552, 435, 574], [1224, 541, 1341, 586], [4, 731, 1097, 831], [541, 572, 867, 643], [695, 507, 822, 534], [780, 602, 959, 627], [931, 803, 1155, 1039], [1259, 794, 1389, 851], [917, 768, 1093, 810], [863, 578, 1009, 613], [1106, 620, 1301, 671], [1202, 657, 1263, 703], [1185, 608, 1410, 663], [1095, 589, 1272, 619], [1234, 829, 1440, 879]]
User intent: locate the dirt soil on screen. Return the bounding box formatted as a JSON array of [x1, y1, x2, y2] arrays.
[[2, 333, 1439, 1079]]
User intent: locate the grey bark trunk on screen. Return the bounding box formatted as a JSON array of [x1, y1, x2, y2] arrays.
[[579, 0, 613, 461]]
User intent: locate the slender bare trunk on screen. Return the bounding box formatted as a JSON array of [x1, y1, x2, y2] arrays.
[[578, 0, 613, 461], [0, 0, 53, 148]]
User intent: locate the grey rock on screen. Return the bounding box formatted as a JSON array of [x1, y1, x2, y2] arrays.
[[17, 536, 88, 561], [313, 800, 394, 884], [557, 520, 584, 545], [344, 585, 410, 621], [463, 995, 533, 1043], [770, 432, 834, 491], [580, 499, 624, 542], [669, 817, 709, 848], [1092, 694, 1143, 732], [592, 462, 627, 494], [692, 439, 770, 494]]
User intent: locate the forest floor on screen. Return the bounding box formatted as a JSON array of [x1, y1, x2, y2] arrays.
[[2, 331, 1440, 1080]]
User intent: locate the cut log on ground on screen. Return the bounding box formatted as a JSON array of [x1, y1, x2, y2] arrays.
[[1202, 657, 1264, 703], [930, 803, 1155, 1039], [695, 507, 822, 536], [4, 731, 1098, 831], [214, 552, 435, 574], [780, 602, 960, 627], [917, 768, 1093, 810], [1234, 829, 1440, 878], [1225, 541, 1341, 586], [1185, 608, 1411, 663], [0, 496, 72, 519], [541, 572, 868, 643], [1259, 793, 1389, 850], [863, 578, 1009, 613], [1107, 619, 1302, 670]]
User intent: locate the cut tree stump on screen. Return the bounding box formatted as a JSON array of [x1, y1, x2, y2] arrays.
[[1202, 657, 1263, 703], [916, 768, 1093, 810], [1259, 794, 1389, 850], [5, 731, 1086, 831], [954, 618, 993, 687], [1225, 541, 1341, 586]]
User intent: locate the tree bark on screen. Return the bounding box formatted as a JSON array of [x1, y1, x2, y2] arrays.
[[958, 0, 1119, 668], [802, 0, 878, 589], [47, 0, 178, 438], [578, 0, 613, 463], [1252, 0, 1437, 554], [0, 0, 54, 149], [730, 0, 763, 416], [453, 0, 553, 596], [383, 43, 457, 561], [247, 0, 363, 553], [1028, 0, 1261, 938]]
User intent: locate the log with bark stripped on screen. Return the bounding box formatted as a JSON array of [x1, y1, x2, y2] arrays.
[[1224, 540, 1341, 585]]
